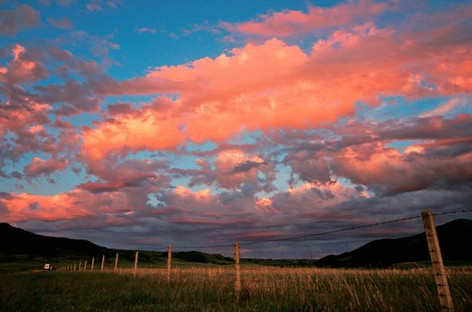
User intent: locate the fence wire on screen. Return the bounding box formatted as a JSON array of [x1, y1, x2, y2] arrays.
[[167, 208, 472, 250]]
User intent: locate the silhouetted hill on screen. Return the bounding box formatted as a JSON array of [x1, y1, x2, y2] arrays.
[[0, 223, 107, 258], [0, 223, 233, 270], [316, 219, 472, 268], [2, 219, 472, 271]]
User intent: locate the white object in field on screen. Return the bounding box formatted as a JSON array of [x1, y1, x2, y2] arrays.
[[43, 263, 51, 270]]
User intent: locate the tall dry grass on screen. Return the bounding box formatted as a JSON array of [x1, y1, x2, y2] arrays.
[[2, 266, 472, 311]]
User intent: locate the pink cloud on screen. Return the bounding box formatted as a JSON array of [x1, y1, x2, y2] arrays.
[[280, 113, 472, 195], [0, 44, 47, 84], [0, 186, 137, 223], [82, 105, 186, 160], [0, 190, 94, 222], [86, 3, 102, 11], [174, 185, 212, 201], [333, 141, 472, 194], [106, 102, 134, 115], [214, 149, 265, 188], [0, 5, 40, 36], [24, 157, 69, 180], [47, 17, 73, 29], [221, 0, 395, 37], [420, 97, 470, 118], [84, 13, 472, 161], [137, 27, 156, 34], [169, 217, 250, 226]]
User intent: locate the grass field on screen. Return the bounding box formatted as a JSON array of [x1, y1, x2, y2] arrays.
[[1, 266, 472, 312]]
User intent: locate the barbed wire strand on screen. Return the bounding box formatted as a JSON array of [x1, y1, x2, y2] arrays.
[[169, 208, 472, 250]]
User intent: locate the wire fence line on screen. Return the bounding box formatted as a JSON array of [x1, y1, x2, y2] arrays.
[[60, 208, 472, 255], [162, 208, 472, 250], [62, 208, 471, 311]]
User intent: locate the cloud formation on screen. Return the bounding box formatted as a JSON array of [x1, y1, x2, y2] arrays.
[[1, 1, 472, 257], [221, 0, 395, 37], [83, 15, 472, 160], [0, 5, 40, 36], [24, 156, 69, 180], [47, 17, 73, 29]]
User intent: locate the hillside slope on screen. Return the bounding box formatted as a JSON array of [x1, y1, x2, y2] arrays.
[[317, 219, 472, 267], [0, 223, 232, 269], [0, 223, 107, 258], [2, 219, 472, 270]]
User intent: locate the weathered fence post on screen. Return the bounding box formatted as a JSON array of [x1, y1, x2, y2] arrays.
[[233, 241, 241, 301], [134, 251, 139, 278], [167, 244, 172, 282], [79, 260, 82, 271], [74, 263, 77, 271], [114, 253, 119, 272], [101, 255, 105, 271], [91, 257, 95, 271], [422, 210, 454, 312], [84, 259, 88, 271]]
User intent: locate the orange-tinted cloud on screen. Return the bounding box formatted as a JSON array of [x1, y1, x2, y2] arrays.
[[221, 0, 394, 37], [420, 97, 470, 118], [47, 17, 73, 29], [174, 185, 212, 201], [85, 17, 472, 159], [214, 149, 264, 188], [333, 141, 472, 194], [0, 44, 46, 84], [82, 107, 185, 160], [0, 5, 40, 36], [0, 188, 131, 223], [24, 156, 69, 179], [0, 190, 93, 222]]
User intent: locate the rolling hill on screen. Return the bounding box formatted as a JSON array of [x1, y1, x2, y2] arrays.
[[316, 219, 472, 268], [1, 218, 472, 271], [0, 222, 107, 258], [0, 223, 232, 272]]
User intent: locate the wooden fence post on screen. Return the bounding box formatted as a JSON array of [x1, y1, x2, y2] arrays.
[[134, 251, 139, 278], [101, 255, 105, 271], [74, 263, 77, 271], [79, 260, 82, 271], [114, 253, 119, 272], [84, 259, 87, 271], [233, 241, 241, 301], [167, 244, 172, 282], [422, 210, 454, 312], [91, 257, 95, 271]]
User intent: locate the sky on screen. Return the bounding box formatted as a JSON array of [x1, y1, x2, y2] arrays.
[[0, 0, 472, 258]]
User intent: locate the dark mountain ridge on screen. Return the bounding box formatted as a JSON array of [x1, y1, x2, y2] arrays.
[[0, 223, 232, 268], [1, 219, 472, 269], [0, 222, 106, 257], [317, 219, 472, 267]]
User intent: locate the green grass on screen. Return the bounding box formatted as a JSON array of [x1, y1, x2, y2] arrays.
[[1, 267, 471, 312]]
